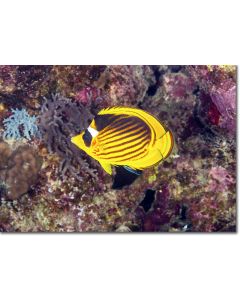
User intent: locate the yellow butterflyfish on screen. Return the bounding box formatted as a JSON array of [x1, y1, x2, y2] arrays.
[[71, 106, 174, 188]]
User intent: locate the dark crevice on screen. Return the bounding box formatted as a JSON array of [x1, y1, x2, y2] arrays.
[[139, 189, 156, 212], [146, 66, 164, 96], [193, 85, 200, 96], [179, 204, 188, 221], [168, 65, 182, 73]]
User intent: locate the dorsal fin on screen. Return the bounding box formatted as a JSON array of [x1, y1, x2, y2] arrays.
[[93, 114, 118, 131], [98, 107, 166, 139]]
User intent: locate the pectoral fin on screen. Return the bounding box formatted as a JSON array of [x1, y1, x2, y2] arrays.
[[99, 160, 112, 175]]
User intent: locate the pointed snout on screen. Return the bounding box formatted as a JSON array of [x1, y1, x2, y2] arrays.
[[71, 135, 79, 146]]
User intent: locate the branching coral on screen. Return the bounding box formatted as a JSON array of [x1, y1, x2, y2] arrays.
[[38, 93, 97, 180], [3, 108, 39, 140]]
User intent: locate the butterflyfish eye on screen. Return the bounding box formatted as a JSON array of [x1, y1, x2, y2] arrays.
[[82, 129, 92, 147]]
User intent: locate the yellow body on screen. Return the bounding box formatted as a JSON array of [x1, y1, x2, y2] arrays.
[[71, 107, 174, 175]]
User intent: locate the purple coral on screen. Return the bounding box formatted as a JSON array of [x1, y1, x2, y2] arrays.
[[210, 86, 236, 134], [74, 87, 102, 104], [207, 166, 235, 193], [73, 86, 111, 114], [186, 65, 237, 136], [38, 93, 97, 180], [163, 73, 196, 100]]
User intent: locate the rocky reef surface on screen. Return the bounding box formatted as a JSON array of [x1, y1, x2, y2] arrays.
[[0, 65, 236, 232]]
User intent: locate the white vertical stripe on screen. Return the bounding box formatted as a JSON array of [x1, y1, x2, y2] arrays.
[[88, 126, 99, 137]]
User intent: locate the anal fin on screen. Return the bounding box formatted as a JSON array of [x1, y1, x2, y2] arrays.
[[112, 166, 142, 189], [99, 160, 112, 175]]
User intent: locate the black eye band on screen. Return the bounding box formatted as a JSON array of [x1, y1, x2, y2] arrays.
[[82, 129, 92, 147]]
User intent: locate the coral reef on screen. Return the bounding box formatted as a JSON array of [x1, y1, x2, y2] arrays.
[[3, 108, 39, 140], [0, 140, 12, 168], [186, 65, 236, 137], [50, 66, 107, 99], [38, 93, 97, 179], [0, 66, 52, 99], [0, 65, 237, 232], [0, 141, 42, 200], [207, 166, 235, 193], [103, 65, 155, 105], [210, 86, 236, 134], [0, 66, 17, 94], [163, 73, 196, 100], [135, 186, 174, 232]]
